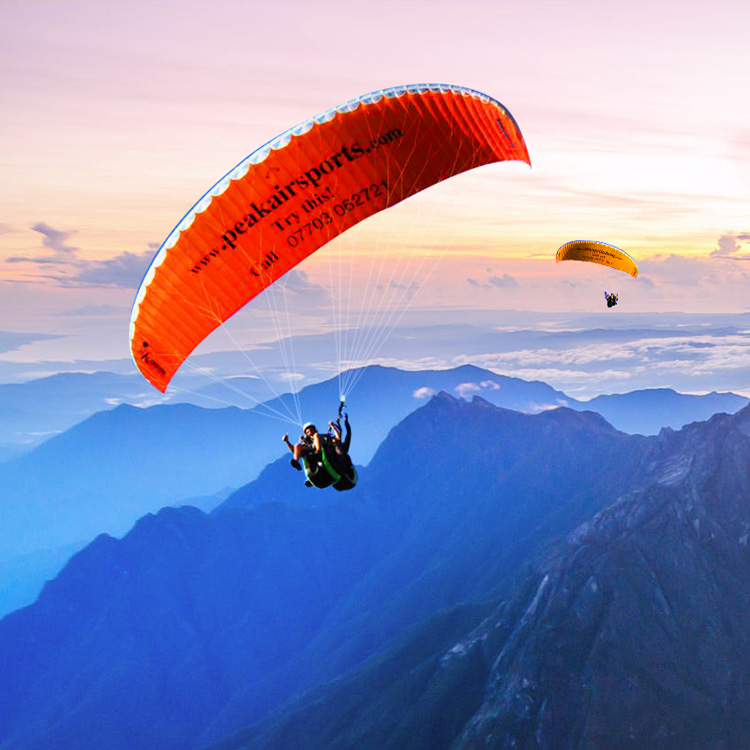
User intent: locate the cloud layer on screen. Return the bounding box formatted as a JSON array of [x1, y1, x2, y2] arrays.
[[5, 223, 156, 288]]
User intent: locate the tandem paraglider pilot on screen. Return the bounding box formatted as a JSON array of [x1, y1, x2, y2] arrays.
[[283, 423, 320, 471], [282, 411, 357, 491]]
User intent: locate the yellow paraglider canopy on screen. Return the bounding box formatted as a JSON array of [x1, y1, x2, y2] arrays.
[[556, 240, 638, 278]]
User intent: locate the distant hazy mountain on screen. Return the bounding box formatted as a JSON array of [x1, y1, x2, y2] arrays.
[[2, 365, 746, 465], [171, 375, 296, 410], [0, 403, 266, 559], [0, 363, 575, 453], [576, 387, 748, 435], [0, 364, 571, 617], [1, 364, 747, 622], [2, 361, 747, 622], [249, 363, 575, 463], [0, 371, 151, 459], [226, 405, 750, 750], [0, 394, 652, 750], [0, 365, 565, 555]]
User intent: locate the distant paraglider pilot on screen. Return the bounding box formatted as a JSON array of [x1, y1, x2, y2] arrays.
[[283, 423, 320, 471], [604, 291, 619, 308]]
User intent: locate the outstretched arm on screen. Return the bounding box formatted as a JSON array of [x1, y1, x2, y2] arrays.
[[283, 434, 295, 454], [329, 421, 341, 442]]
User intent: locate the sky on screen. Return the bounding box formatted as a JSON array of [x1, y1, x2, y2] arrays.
[[1, 0, 750, 398]]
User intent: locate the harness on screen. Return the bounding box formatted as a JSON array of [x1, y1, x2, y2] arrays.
[[302, 399, 357, 491]]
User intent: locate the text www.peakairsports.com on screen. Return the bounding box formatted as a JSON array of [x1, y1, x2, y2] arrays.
[[190, 128, 404, 277]]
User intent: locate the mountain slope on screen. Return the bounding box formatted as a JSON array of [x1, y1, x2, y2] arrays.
[[1, 366, 744, 563], [0, 364, 575, 618], [455, 406, 750, 750], [0, 394, 652, 750], [209, 603, 496, 750], [0, 365, 570, 557], [0, 403, 270, 558], [228, 404, 750, 750], [0, 371, 153, 458]]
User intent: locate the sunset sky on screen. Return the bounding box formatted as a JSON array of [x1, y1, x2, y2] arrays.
[[1, 0, 749, 397]]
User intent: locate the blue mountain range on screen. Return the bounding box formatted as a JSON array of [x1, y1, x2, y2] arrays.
[[0, 365, 746, 618], [2, 391, 750, 748], [0, 393, 651, 749]]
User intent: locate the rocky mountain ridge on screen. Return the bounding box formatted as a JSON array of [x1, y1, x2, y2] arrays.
[[222, 405, 750, 750]]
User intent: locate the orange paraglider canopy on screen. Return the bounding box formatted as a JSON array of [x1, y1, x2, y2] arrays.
[[556, 240, 638, 278], [130, 84, 530, 392]]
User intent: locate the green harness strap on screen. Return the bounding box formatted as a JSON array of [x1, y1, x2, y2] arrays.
[[319, 445, 342, 482]]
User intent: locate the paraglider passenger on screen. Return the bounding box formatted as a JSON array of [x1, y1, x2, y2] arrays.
[[604, 291, 618, 308], [342, 413, 351, 453], [328, 413, 352, 456], [283, 423, 320, 471]]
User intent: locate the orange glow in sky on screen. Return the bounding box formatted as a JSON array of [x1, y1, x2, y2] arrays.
[[1, 0, 749, 367]]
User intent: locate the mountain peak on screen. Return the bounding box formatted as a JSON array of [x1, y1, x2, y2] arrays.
[[451, 400, 750, 749]]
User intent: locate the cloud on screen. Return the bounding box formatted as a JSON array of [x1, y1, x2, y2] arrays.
[[467, 268, 519, 290], [6, 223, 80, 264], [454, 380, 501, 398], [60, 249, 154, 288], [253, 268, 331, 314], [488, 274, 519, 289], [437, 327, 750, 398], [274, 268, 318, 293], [639, 252, 750, 288], [34, 222, 79, 255], [3, 222, 156, 288], [375, 280, 419, 292], [710, 232, 750, 260], [413, 386, 436, 399], [270, 269, 328, 298], [0, 331, 62, 355]]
